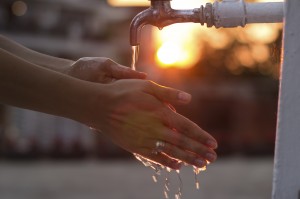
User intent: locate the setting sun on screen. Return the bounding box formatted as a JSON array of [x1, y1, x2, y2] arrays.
[[156, 41, 195, 69], [156, 42, 181, 66], [154, 0, 209, 69]]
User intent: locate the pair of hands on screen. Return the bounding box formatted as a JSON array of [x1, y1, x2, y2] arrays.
[[66, 57, 217, 169]]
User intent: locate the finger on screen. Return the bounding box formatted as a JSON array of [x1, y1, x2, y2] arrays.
[[139, 149, 182, 170], [167, 112, 218, 149], [157, 141, 208, 168], [162, 129, 217, 163], [154, 126, 217, 163], [144, 81, 192, 105], [109, 62, 147, 79]]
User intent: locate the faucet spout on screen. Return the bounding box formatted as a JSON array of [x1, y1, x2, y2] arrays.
[[130, 0, 201, 46]]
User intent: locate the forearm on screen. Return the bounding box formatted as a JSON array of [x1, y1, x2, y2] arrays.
[[0, 48, 91, 121], [0, 35, 74, 72]]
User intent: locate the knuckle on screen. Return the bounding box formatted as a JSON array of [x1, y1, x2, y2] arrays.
[[77, 57, 93, 65], [103, 58, 113, 65], [102, 59, 113, 70], [77, 57, 86, 62], [74, 58, 84, 67]]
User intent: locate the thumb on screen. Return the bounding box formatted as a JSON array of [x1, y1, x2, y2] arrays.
[[110, 63, 147, 80], [145, 81, 192, 105]]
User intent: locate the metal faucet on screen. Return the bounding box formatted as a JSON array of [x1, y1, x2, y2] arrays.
[[129, 0, 284, 46], [130, 0, 203, 46]]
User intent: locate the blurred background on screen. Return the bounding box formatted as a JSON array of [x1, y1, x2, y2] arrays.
[[0, 0, 282, 198]]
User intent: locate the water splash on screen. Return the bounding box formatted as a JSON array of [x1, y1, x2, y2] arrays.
[[134, 153, 207, 199], [193, 165, 206, 190]]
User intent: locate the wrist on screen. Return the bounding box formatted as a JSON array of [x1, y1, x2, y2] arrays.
[[65, 80, 108, 128]]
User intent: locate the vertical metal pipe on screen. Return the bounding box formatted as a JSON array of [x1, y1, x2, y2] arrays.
[[272, 0, 300, 199]]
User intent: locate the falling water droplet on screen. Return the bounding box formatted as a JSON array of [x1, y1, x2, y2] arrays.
[[165, 175, 170, 191], [195, 181, 200, 190], [152, 175, 158, 183], [134, 152, 210, 199], [175, 169, 183, 199], [193, 166, 206, 190], [164, 190, 169, 199]]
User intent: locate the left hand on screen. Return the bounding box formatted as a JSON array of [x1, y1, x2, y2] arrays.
[[80, 79, 217, 169], [65, 57, 147, 83]]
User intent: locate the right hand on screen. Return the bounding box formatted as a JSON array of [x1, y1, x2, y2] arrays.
[[65, 57, 146, 83], [84, 79, 218, 169]]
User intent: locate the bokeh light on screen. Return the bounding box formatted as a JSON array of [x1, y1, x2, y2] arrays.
[[11, 1, 27, 17]]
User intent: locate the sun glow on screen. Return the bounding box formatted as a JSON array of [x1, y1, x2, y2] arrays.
[[154, 0, 210, 69], [154, 23, 202, 69], [156, 42, 194, 69]]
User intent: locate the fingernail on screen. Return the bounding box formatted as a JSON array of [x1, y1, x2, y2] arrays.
[[178, 92, 191, 102], [195, 159, 206, 167], [205, 153, 217, 162], [207, 140, 218, 149]]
